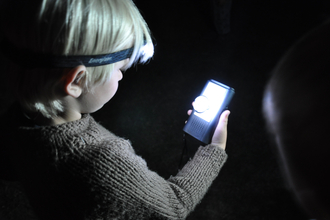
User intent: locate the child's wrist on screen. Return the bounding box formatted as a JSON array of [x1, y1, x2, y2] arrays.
[[211, 142, 226, 150]]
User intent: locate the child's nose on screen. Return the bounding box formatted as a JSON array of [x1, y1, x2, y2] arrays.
[[118, 70, 123, 81]]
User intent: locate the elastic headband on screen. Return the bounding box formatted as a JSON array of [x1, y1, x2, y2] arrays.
[[0, 39, 135, 68]]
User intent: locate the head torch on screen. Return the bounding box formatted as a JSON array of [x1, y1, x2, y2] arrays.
[[0, 39, 152, 68]]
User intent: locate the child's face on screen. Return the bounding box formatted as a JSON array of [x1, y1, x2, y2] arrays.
[[78, 59, 129, 114]]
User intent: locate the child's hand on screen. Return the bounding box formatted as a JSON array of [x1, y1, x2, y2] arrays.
[[210, 110, 230, 150], [187, 109, 230, 150]]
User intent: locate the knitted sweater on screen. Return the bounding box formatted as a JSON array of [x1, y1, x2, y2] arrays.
[[8, 113, 227, 220]]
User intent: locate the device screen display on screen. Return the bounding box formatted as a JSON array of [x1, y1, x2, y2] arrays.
[[193, 81, 227, 122]]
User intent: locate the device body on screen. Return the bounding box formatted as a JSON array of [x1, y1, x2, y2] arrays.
[[183, 80, 235, 144]]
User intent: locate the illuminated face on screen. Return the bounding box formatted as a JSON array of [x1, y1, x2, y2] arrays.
[[78, 59, 129, 114]]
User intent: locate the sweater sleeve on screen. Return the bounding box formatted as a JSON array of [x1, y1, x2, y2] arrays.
[[66, 138, 227, 220]]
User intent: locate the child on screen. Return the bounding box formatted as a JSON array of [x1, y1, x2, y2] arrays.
[[263, 20, 330, 219], [0, 0, 230, 219]]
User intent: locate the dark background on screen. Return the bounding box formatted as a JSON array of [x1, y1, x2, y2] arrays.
[[1, 0, 330, 219], [93, 0, 329, 219]]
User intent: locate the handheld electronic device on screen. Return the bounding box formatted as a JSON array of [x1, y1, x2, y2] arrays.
[[183, 80, 235, 144]]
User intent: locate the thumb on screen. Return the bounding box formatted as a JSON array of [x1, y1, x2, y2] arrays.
[[211, 110, 230, 149]]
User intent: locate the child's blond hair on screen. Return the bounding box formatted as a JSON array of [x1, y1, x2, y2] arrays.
[[1, 0, 153, 118]]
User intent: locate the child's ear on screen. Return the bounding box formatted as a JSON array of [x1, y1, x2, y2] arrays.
[[64, 65, 86, 98]]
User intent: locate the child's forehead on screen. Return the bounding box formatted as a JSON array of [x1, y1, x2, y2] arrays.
[[114, 58, 130, 68]]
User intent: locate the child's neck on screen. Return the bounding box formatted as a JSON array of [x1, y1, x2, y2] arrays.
[[23, 108, 82, 126], [53, 111, 82, 125]]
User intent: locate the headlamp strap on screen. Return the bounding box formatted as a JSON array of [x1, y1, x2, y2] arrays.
[[0, 39, 134, 68]]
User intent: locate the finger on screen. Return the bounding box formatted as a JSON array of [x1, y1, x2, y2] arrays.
[[187, 109, 193, 115], [219, 110, 230, 126]]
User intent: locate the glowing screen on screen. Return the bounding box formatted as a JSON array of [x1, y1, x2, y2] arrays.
[[194, 82, 227, 122]]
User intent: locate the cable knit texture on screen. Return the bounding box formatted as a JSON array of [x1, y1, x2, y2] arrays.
[[11, 114, 227, 220]]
